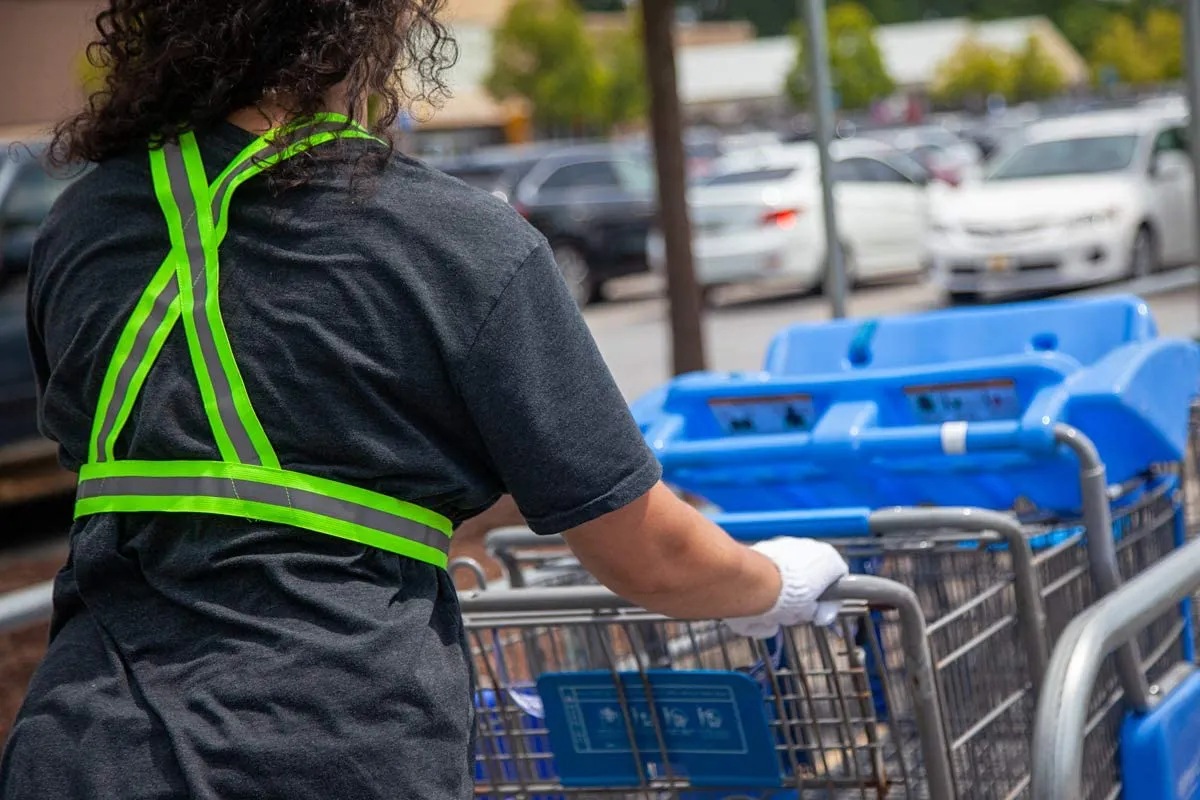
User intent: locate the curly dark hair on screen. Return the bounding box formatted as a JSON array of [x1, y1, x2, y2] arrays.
[[51, 0, 457, 179]]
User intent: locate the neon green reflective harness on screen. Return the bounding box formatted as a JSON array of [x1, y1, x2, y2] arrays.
[[74, 115, 454, 569]]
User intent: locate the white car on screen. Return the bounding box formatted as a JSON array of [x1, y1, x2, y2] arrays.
[[647, 140, 934, 295], [926, 110, 1195, 303], [868, 125, 986, 186]]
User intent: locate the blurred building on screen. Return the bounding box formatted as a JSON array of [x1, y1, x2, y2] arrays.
[[0, 0, 99, 139], [0, 0, 1088, 147], [413, 0, 755, 154], [675, 16, 1089, 127]]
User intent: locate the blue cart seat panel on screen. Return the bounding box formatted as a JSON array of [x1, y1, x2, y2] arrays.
[[1121, 668, 1200, 800], [537, 670, 784, 790], [762, 293, 1159, 375], [630, 295, 1199, 514]]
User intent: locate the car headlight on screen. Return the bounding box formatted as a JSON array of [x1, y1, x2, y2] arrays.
[[1066, 206, 1121, 227]]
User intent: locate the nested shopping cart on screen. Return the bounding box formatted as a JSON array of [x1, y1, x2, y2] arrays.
[[1032, 528, 1200, 800], [463, 575, 957, 799], [467, 295, 1200, 798], [480, 479, 1188, 800]]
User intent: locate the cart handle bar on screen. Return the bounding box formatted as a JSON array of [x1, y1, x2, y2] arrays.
[[486, 505, 1050, 688]]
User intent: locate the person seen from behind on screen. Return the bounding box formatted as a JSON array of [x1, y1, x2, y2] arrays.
[[0, 1, 848, 797]]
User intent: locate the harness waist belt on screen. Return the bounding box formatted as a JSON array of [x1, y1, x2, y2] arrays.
[[77, 461, 452, 566]]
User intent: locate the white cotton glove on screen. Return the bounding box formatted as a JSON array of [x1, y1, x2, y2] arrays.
[[724, 538, 850, 639]]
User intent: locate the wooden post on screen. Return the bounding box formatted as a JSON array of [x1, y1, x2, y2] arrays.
[[640, 0, 707, 375]]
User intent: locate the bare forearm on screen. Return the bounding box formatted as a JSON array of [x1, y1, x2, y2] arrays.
[[565, 484, 782, 619], [616, 525, 783, 619], [451, 495, 525, 546]]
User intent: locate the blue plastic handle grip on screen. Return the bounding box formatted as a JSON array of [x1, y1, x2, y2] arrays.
[[852, 421, 1025, 454], [657, 420, 1034, 468], [657, 433, 813, 468], [710, 508, 873, 540]]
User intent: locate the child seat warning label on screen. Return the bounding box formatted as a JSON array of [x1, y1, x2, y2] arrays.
[[557, 683, 749, 756], [904, 379, 1020, 424], [708, 394, 816, 435]]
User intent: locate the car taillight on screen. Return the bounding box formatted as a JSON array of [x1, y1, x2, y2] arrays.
[[513, 202, 530, 218], [762, 208, 803, 229], [932, 167, 961, 187]]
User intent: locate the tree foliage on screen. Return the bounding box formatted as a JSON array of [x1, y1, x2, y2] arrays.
[[931, 33, 1067, 107], [486, 0, 604, 130], [1057, 1, 1114, 56], [1009, 35, 1066, 102], [786, 2, 895, 111], [487, 0, 645, 133], [1143, 7, 1183, 81], [1088, 11, 1177, 85], [595, 16, 648, 130], [577, 0, 1174, 72], [931, 37, 1013, 106]]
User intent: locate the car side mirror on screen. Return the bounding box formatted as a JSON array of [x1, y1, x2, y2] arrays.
[[1151, 151, 1189, 180]]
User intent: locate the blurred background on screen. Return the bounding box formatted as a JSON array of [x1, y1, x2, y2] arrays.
[[0, 0, 1199, 739]]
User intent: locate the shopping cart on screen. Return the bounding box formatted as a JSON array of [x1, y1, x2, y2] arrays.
[[483, 469, 1191, 799], [1032, 532, 1200, 800], [463, 575, 957, 799]]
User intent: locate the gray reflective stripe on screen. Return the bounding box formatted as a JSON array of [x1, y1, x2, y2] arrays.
[[207, 121, 349, 220], [94, 275, 181, 462], [77, 475, 450, 555], [162, 144, 261, 466]]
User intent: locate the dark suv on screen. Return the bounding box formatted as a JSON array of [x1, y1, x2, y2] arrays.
[[437, 145, 657, 305]]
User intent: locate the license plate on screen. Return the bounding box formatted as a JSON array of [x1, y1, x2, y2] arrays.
[[986, 255, 1011, 272]]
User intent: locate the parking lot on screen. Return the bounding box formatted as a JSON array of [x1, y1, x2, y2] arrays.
[[588, 268, 1200, 401]]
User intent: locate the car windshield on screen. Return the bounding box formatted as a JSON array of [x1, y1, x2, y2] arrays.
[[701, 167, 799, 186], [985, 134, 1139, 180]]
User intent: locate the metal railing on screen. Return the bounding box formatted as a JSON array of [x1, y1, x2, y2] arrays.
[[0, 580, 53, 635], [1031, 532, 1200, 799], [0, 557, 495, 636]]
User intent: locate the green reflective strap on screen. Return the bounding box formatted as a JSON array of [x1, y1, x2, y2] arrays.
[[75, 495, 449, 569], [162, 138, 240, 462], [180, 134, 281, 469], [79, 459, 453, 536], [272, 112, 378, 143], [103, 293, 182, 461], [213, 130, 378, 239], [194, 120, 380, 470], [210, 113, 379, 197], [88, 255, 180, 462]]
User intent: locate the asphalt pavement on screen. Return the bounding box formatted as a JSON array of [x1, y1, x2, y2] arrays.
[[586, 268, 1200, 401]]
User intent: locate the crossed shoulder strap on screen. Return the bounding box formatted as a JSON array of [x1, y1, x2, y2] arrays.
[[75, 115, 455, 568]]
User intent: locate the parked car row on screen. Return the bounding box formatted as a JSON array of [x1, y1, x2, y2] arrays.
[[0, 140, 86, 455], [433, 144, 658, 306], [647, 137, 936, 296]]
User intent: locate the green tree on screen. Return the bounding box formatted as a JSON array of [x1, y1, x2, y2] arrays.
[[1057, 1, 1116, 55], [931, 37, 1015, 106], [1089, 14, 1159, 85], [786, 2, 895, 111], [594, 17, 647, 129], [486, 0, 604, 131], [1009, 34, 1066, 101], [1143, 7, 1183, 81]]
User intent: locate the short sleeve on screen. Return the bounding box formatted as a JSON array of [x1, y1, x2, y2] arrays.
[[453, 243, 662, 534]]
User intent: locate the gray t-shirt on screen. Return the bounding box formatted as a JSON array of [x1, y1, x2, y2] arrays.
[[0, 123, 661, 799]]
